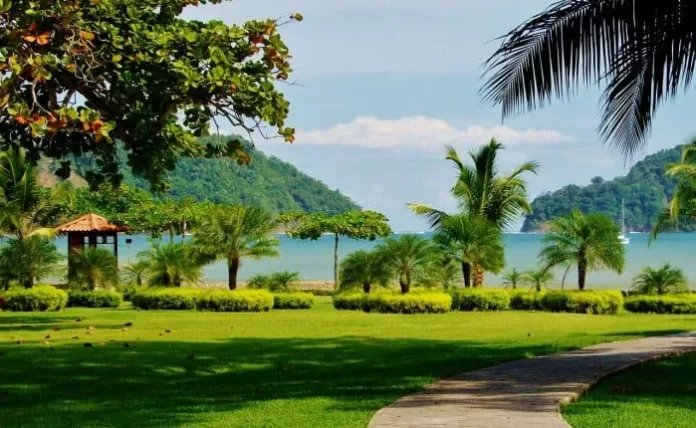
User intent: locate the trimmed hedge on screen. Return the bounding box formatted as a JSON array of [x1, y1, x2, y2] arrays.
[[131, 288, 199, 310], [451, 289, 510, 311], [196, 290, 273, 312], [333, 292, 365, 311], [273, 292, 315, 310], [68, 290, 122, 308], [509, 290, 546, 310], [625, 294, 696, 314], [541, 290, 623, 315], [364, 292, 452, 314], [2, 285, 68, 312], [116, 285, 139, 302]]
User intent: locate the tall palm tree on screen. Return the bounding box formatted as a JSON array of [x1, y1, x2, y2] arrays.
[[502, 268, 524, 290], [375, 235, 434, 294], [69, 247, 119, 290], [482, 1, 695, 157], [523, 267, 555, 292], [433, 214, 504, 287], [632, 264, 689, 295], [0, 236, 63, 288], [339, 250, 392, 293], [410, 140, 537, 286], [138, 242, 201, 287], [540, 210, 625, 290], [192, 205, 279, 290]]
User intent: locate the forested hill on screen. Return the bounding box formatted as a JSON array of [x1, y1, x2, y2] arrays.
[[65, 139, 360, 216], [521, 146, 683, 232]]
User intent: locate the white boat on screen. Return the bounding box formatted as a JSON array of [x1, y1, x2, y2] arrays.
[[618, 199, 630, 245]]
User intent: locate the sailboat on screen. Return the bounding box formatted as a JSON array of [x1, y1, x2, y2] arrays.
[[618, 199, 630, 245]]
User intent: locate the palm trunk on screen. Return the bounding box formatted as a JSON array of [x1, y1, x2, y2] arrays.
[[362, 282, 371, 293], [333, 233, 339, 290], [473, 264, 484, 288], [578, 253, 587, 291], [24, 274, 34, 289], [462, 262, 471, 288], [228, 257, 240, 290], [399, 278, 409, 294]]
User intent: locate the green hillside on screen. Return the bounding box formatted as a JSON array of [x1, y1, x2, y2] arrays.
[[68, 138, 360, 216], [522, 146, 683, 232]]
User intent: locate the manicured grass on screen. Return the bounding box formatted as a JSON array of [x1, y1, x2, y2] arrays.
[[563, 351, 696, 428], [1, 298, 695, 427]]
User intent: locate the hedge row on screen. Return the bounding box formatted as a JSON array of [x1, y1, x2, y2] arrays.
[[625, 294, 696, 314], [451, 289, 510, 311], [1, 286, 68, 312], [130, 289, 315, 312], [333, 291, 452, 314], [541, 290, 624, 315], [68, 290, 122, 308], [273, 292, 316, 309]]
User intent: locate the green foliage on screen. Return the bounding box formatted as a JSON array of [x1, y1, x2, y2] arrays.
[[339, 250, 392, 293], [624, 294, 696, 314], [375, 235, 436, 294], [1, 285, 68, 311], [115, 284, 140, 302], [246, 271, 300, 292], [541, 291, 624, 315], [509, 290, 546, 311], [332, 292, 366, 311], [632, 264, 690, 295], [68, 247, 118, 290], [192, 205, 279, 289], [363, 291, 452, 314], [522, 147, 683, 232], [540, 210, 625, 290], [523, 267, 554, 292], [138, 242, 202, 287], [196, 290, 274, 313], [502, 268, 524, 289], [0, 2, 299, 189], [450, 288, 510, 311], [119, 261, 149, 287], [0, 236, 63, 288], [273, 292, 315, 310], [653, 141, 696, 237], [67, 290, 122, 308], [131, 288, 200, 310]]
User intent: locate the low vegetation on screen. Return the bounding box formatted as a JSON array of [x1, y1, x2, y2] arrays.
[[273, 292, 316, 310], [541, 291, 624, 315], [450, 288, 510, 311], [625, 294, 696, 314], [1, 285, 68, 312], [631, 264, 689, 295], [68, 290, 123, 309]]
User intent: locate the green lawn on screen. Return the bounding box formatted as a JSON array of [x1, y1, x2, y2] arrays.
[[563, 351, 696, 427], [1, 298, 695, 427]]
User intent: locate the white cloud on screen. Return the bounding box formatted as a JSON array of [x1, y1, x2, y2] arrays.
[[296, 116, 573, 150]]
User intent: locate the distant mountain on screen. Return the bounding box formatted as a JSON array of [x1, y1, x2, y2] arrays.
[[522, 146, 683, 232], [55, 138, 360, 216]]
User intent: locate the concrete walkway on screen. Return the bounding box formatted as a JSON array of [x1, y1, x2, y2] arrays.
[[369, 332, 696, 428]]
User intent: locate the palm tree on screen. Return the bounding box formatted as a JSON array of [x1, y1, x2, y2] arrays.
[[482, 1, 696, 157], [632, 264, 689, 295], [0, 236, 63, 288], [523, 267, 554, 292], [652, 142, 696, 238], [192, 205, 279, 290], [540, 210, 625, 290], [433, 214, 504, 287], [375, 235, 434, 294], [410, 140, 537, 286], [138, 242, 201, 287], [69, 247, 118, 290], [120, 261, 149, 286], [502, 268, 524, 290], [339, 250, 392, 293]]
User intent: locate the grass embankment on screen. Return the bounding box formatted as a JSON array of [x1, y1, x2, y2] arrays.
[[1, 298, 695, 427], [563, 351, 696, 428]]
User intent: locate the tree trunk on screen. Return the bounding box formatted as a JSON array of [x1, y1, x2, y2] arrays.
[[24, 274, 34, 289], [362, 281, 371, 293], [462, 262, 471, 288], [399, 279, 409, 294], [333, 233, 339, 290], [473, 264, 484, 288], [228, 258, 240, 290], [578, 255, 587, 291]]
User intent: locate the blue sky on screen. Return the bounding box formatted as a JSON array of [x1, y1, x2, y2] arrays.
[[186, 1, 696, 231]]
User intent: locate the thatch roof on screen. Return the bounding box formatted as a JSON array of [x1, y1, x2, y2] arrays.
[[55, 214, 130, 233]]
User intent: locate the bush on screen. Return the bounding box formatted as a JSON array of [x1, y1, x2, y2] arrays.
[[363, 291, 452, 314], [450, 289, 510, 311], [68, 290, 122, 308], [131, 288, 200, 310], [625, 294, 696, 314], [196, 289, 273, 312], [509, 290, 546, 310], [116, 285, 140, 302], [333, 292, 366, 311], [2, 285, 68, 312], [273, 292, 315, 309], [541, 290, 623, 315], [247, 271, 300, 292]]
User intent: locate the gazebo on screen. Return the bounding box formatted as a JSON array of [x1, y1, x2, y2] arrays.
[[55, 214, 130, 270]]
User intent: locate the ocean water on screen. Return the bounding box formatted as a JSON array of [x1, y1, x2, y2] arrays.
[[48, 232, 696, 290]]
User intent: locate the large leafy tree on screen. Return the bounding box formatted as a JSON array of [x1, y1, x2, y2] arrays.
[[632, 264, 689, 295], [540, 210, 625, 290], [375, 235, 435, 294], [192, 205, 279, 290], [410, 140, 536, 286], [0, 0, 300, 189], [482, 0, 694, 156], [282, 210, 392, 289]]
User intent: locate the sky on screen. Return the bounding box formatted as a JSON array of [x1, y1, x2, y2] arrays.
[[185, 1, 696, 231]]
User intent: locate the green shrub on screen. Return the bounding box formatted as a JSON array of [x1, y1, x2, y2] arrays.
[[625, 294, 696, 314], [2, 285, 68, 312], [131, 288, 200, 310], [541, 290, 623, 315], [302, 289, 334, 297], [333, 292, 366, 311], [509, 290, 546, 310], [273, 292, 315, 309], [115, 285, 140, 302], [363, 291, 452, 314], [450, 289, 510, 311], [247, 271, 300, 292], [68, 290, 122, 308], [196, 290, 273, 312]]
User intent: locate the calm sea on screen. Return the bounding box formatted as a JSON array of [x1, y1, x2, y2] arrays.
[[48, 232, 696, 290]]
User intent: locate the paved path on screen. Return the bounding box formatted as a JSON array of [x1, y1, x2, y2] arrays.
[[369, 332, 696, 428]]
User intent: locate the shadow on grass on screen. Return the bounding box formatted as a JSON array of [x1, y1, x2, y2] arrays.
[[600, 329, 689, 338]]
